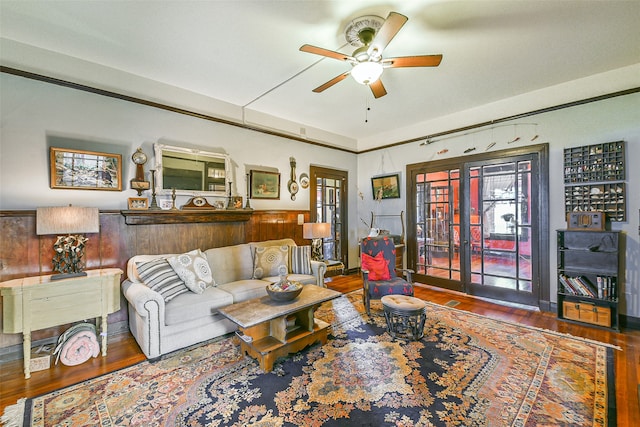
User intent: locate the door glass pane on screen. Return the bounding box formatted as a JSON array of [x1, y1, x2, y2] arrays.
[[470, 160, 532, 293], [414, 169, 460, 280]]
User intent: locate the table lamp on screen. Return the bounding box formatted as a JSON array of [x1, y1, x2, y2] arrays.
[[36, 206, 100, 280], [303, 222, 331, 261]]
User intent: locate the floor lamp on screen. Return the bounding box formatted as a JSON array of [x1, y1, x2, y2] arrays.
[[303, 222, 331, 261]]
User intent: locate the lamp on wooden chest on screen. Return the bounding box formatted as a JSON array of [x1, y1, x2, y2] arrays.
[[36, 206, 100, 280], [303, 222, 331, 261]]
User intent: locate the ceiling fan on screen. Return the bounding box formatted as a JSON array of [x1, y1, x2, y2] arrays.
[[300, 12, 442, 99]]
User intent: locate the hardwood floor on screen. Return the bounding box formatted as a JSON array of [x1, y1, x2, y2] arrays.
[[1, 274, 638, 425]]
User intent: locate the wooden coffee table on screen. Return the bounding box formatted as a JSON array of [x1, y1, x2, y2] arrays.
[[218, 285, 340, 372]]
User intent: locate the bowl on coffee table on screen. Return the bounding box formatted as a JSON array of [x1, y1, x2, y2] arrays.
[[266, 280, 303, 301]]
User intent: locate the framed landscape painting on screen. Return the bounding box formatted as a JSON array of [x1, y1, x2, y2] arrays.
[[371, 173, 400, 200], [50, 147, 122, 191], [250, 170, 280, 199]]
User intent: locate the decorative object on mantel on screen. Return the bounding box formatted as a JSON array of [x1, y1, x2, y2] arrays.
[[303, 222, 331, 261], [244, 173, 252, 209], [226, 182, 234, 209], [181, 196, 215, 210], [130, 147, 150, 196], [127, 197, 148, 210], [288, 157, 299, 201], [148, 169, 161, 210], [171, 188, 179, 210], [36, 206, 100, 280], [50, 147, 122, 191], [154, 143, 230, 195]]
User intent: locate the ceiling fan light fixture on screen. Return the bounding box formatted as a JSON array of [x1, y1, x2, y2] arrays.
[[351, 61, 383, 85]]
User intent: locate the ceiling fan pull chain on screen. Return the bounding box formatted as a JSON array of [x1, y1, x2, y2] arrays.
[[365, 97, 370, 123]]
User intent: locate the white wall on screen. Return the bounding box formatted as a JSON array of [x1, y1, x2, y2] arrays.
[[0, 72, 358, 250], [358, 92, 640, 318], [1, 71, 638, 319]]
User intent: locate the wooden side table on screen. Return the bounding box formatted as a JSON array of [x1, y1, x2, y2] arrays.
[[0, 268, 123, 378], [324, 260, 345, 277]]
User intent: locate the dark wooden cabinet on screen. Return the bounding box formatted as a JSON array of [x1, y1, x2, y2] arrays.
[[556, 229, 620, 330]]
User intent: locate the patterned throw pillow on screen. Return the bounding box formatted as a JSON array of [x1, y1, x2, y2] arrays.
[[290, 245, 312, 275], [135, 258, 190, 302], [253, 245, 289, 279], [167, 249, 214, 294], [361, 251, 391, 281]]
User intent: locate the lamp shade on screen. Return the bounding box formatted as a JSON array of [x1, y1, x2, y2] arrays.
[[350, 61, 383, 85], [303, 222, 331, 239], [36, 206, 100, 235]]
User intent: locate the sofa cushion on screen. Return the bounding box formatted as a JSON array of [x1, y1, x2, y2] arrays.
[[253, 245, 289, 279], [204, 244, 254, 285], [217, 279, 270, 302], [290, 245, 312, 275], [164, 286, 234, 326], [167, 249, 214, 294], [135, 258, 190, 302]]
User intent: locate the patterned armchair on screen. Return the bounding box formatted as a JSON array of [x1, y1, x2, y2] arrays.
[[360, 236, 414, 315]]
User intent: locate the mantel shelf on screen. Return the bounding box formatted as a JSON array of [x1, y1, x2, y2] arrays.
[[121, 209, 253, 225]]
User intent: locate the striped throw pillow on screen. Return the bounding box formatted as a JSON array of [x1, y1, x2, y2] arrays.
[[290, 245, 312, 275], [136, 258, 190, 302]]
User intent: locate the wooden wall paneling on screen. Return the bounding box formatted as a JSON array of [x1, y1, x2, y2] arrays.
[[99, 212, 132, 272], [0, 209, 312, 354], [0, 213, 40, 280], [246, 210, 310, 245]]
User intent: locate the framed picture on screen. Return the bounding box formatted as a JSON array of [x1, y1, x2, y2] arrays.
[[371, 173, 400, 200], [127, 197, 149, 210], [50, 147, 122, 191], [250, 170, 280, 199]]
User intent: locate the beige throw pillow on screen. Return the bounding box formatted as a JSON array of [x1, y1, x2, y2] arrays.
[[253, 245, 289, 279], [167, 249, 214, 294]]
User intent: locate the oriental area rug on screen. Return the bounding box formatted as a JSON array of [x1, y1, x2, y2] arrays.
[[4, 291, 616, 426]]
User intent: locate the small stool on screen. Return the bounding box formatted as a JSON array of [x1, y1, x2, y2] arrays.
[[381, 295, 427, 340]]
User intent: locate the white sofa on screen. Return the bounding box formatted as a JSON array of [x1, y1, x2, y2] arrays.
[[121, 238, 326, 359]]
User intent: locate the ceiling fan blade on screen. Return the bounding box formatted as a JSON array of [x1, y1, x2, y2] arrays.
[[300, 44, 354, 62], [312, 71, 351, 93], [369, 79, 387, 99], [383, 55, 443, 68], [367, 12, 408, 58]]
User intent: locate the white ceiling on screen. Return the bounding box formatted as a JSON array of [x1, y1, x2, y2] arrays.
[[1, 1, 639, 152]]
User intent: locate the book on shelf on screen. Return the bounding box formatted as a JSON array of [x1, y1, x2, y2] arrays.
[[596, 276, 616, 300], [559, 275, 598, 298], [558, 275, 578, 295]]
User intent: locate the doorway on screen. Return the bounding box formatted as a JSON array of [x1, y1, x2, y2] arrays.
[[309, 166, 348, 266], [407, 145, 549, 306]]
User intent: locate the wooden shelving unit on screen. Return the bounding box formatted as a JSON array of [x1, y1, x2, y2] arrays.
[[556, 229, 620, 330], [563, 141, 626, 222]]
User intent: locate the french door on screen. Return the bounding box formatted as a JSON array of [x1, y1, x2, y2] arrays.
[[309, 166, 348, 266], [408, 146, 548, 306]]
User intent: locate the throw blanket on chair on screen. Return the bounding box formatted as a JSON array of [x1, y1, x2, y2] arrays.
[[53, 323, 100, 366]]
